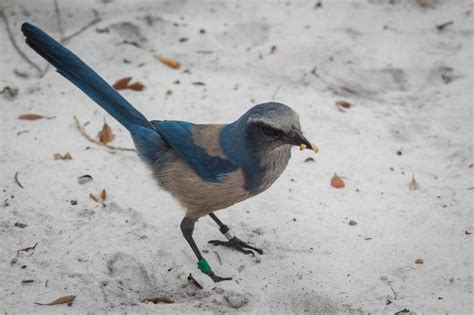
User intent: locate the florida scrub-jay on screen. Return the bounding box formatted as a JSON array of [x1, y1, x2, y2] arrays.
[[21, 23, 317, 282]]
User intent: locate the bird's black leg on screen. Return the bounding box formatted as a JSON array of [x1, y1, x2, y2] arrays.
[[208, 213, 263, 256], [180, 216, 232, 283]]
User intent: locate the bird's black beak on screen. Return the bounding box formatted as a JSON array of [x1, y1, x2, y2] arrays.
[[288, 131, 318, 153]]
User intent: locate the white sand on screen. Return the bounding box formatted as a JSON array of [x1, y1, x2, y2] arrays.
[[1, 0, 472, 313]]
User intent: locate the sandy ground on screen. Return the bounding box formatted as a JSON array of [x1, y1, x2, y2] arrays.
[[0, 0, 472, 314]]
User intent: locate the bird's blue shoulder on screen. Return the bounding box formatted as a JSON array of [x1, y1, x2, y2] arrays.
[[151, 120, 238, 183], [220, 122, 267, 194]]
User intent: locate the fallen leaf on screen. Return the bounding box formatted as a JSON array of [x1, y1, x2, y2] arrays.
[[89, 193, 100, 203], [336, 100, 352, 112], [270, 45, 277, 54], [331, 174, 345, 188], [415, 258, 424, 264], [127, 82, 145, 91], [348, 220, 357, 226], [98, 122, 115, 144], [100, 189, 107, 202], [165, 89, 173, 96], [112, 77, 132, 90], [394, 308, 410, 315], [304, 157, 315, 162], [179, 37, 189, 42], [90, 189, 107, 203], [238, 264, 245, 273], [34, 295, 76, 306], [409, 175, 419, 190], [22, 279, 34, 284], [158, 56, 181, 69], [14, 171, 24, 188], [192, 81, 205, 86], [142, 296, 175, 304], [18, 114, 45, 120], [53, 153, 72, 160], [415, 0, 432, 8]]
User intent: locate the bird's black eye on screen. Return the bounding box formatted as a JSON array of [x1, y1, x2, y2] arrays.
[[261, 125, 277, 137]]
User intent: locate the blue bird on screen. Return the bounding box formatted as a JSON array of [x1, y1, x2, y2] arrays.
[[21, 23, 317, 282]]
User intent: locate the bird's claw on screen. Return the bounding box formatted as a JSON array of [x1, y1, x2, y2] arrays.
[[207, 271, 232, 283], [208, 237, 263, 256]]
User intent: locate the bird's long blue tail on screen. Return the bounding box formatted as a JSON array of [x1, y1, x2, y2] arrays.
[[21, 22, 154, 132]]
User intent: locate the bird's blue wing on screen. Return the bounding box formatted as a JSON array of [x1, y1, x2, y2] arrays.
[[152, 120, 238, 182]]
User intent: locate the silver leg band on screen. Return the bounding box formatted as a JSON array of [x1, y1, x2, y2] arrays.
[[224, 230, 235, 241]]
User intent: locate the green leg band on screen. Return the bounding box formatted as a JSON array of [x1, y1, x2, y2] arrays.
[[197, 258, 212, 274], [219, 224, 229, 234]]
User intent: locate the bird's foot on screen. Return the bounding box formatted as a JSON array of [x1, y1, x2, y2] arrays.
[[207, 271, 232, 282], [208, 236, 263, 256]]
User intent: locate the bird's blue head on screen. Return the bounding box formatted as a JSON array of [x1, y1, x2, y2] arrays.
[[239, 102, 313, 152], [221, 102, 316, 193]]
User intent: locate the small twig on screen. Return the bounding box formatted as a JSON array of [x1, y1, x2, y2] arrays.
[[22, 279, 34, 284], [42, 9, 101, 76], [0, 8, 42, 74], [53, 0, 64, 40], [14, 172, 24, 188], [62, 9, 101, 43], [73, 116, 135, 152], [390, 286, 397, 300], [271, 85, 282, 100], [213, 251, 222, 265], [436, 21, 453, 31], [187, 273, 203, 289], [45, 280, 49, 287]]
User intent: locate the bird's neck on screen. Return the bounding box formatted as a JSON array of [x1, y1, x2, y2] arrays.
[[220, 121, 291, 195]]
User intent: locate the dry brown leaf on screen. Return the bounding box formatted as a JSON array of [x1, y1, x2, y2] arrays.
[[331, 174, 345, 188], [14, 171, 24, 188], [53, 153, 72, 160], [158, 56, 181, 69], [90, 189, 106, 203], [304, 157, 315, 162], [348, 220, 357, 226], [142, 296, 175, 304], [35, 295, 76, 306], [415, 258, 424, 264], [238, 264, 245, 273], [89, 193, 100, 203], [336, 100, 352, 112], [409, 175, 419, 190], [416, 0, 433, 9], [98, 122, 115, 144], [100, 189, 107, 202], [270, 45, 277, 54], [18, 114, 45, 120], [127, 82, 145, 91], [112, 77, 132, 90]]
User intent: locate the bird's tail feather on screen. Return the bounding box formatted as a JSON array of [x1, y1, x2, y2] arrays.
[[21, 22, 154, 132]]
